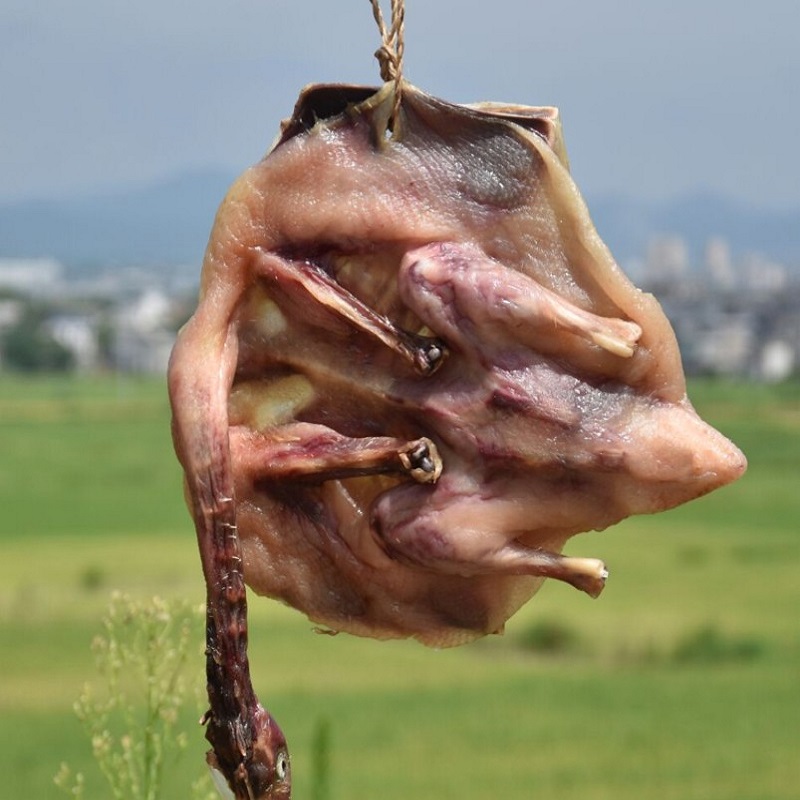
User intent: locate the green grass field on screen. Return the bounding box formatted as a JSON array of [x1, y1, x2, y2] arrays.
[[1, 375, 798, 799]]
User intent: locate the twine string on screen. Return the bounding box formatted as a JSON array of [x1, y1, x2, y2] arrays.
[[369, 0, 405, 132]]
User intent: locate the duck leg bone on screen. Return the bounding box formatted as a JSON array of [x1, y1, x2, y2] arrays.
[[231, 424, 443, 484], [256, 251, 447, 375], [497, 545, 609, 597]]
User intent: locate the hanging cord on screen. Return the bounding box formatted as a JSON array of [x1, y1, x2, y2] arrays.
[[369, 0, 405, 134]]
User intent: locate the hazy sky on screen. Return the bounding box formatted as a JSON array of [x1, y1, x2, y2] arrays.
[[2, 1, 798, 207]]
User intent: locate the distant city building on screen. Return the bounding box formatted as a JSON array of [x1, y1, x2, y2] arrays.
[[703, 237, 736, 291], [740, 253, 788, 295], [47, 315, 100, 372], [112, 289, 176, 374], [645, 236, 689, 287], [0, 258, 64, 296], [691, 313, 756, 376], [757, 340, 795, 383], [0, 298, 22, 329]]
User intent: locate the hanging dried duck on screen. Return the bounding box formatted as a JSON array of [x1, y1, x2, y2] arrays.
[[168, 3, 745, 797]]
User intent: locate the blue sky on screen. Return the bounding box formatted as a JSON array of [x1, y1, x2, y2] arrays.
[[2, 1, 797, 207]]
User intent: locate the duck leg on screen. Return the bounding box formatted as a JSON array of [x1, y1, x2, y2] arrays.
[[231, 423, 442, 484], [255, 251, 446, 375], [400, 242, 642, 359]]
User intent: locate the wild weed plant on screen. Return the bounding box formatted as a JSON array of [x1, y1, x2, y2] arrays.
[[54, 592, 215, 800]]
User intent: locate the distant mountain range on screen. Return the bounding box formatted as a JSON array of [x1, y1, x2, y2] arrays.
[[0, 169, 234, 271], [1, 169, 798, 272]]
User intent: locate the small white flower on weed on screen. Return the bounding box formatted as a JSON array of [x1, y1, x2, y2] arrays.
[[54, 593, 215, 800]]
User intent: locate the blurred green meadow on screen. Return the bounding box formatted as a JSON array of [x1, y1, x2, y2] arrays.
[[0, 375, 798, 799]]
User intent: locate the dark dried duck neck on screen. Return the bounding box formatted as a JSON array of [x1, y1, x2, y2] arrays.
[[202, 496, 255, 764], [197, 479, 289, 798]]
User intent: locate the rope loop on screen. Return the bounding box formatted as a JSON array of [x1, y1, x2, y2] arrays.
[[369, 0, 405, 133]]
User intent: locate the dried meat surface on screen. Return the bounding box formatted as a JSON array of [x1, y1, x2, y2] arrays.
[[169, 83, 746, 648]]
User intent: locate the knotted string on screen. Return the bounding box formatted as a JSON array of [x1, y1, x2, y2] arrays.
[[369, 0, 405, 135]]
